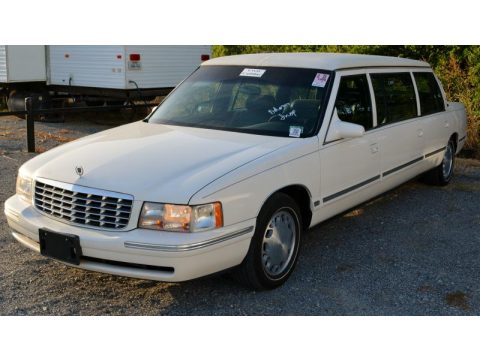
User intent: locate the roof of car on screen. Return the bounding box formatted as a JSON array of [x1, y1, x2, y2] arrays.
[[202, 52, 430, 70]]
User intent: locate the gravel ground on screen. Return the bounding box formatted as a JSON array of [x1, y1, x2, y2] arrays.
[[1, 114, 480, 315]]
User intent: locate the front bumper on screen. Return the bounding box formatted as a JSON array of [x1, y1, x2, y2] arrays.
[[4, 195, 255, 282]]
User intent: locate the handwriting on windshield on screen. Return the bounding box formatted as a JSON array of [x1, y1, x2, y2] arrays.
[[277, 110, 297, 120], [268, 103, 290, 115]]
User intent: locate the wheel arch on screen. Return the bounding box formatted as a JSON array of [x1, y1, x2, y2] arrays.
[[259, 184, 313, 230], [450, 132, 458, 151]]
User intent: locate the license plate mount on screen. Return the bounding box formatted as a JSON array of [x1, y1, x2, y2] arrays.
[[39, 228, 82, 265]]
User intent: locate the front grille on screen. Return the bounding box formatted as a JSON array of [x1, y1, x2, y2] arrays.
[[34, 180, 133, 230]]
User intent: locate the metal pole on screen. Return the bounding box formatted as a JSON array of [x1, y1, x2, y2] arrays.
[[25, 97, 35, 153]]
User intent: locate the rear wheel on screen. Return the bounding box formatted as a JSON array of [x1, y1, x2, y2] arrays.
[[233, 193, 302, 290], [7, 90, 53, 121], [7, 90, 27, 117], [423, 139, 456, 186]]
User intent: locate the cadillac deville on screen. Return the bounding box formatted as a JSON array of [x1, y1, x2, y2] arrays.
[[4, 53, 467, 289]]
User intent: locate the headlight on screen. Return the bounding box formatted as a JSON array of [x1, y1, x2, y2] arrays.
[[139, 202, 223, 232], [16, 173, 33, 204]]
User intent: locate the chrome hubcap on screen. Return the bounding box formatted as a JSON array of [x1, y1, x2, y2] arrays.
[[261, 210, 296, 278], [442, 143, 453, 179]]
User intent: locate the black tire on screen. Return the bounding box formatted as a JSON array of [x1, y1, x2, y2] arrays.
[[232, 193, 302, 290], [7, 90, 27, 118], [423, 138, 456, 186], [7, 90, 52, 121]]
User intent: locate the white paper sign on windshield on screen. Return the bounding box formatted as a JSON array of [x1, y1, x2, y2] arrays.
[[289, 126, 303, 138], [312, 73, 329, 87], [239, 68, 266, 78]]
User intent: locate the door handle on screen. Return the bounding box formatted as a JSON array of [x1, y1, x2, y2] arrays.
[[417, 129, 424, 137], [370, 143, 379, 154]]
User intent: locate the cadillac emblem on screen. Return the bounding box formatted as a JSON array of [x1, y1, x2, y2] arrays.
[[75, 166, 84, 177]]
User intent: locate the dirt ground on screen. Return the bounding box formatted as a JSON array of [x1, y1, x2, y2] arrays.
[[1, 113, 479, 315]]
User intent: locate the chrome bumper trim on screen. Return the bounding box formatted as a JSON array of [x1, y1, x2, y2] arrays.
[[124, 226, 254, 252], [11, 231, 40, 252]]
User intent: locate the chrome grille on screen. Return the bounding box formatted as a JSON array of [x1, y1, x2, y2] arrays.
[[34, 180, 133, 230]]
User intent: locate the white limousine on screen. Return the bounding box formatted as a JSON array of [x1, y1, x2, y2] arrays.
[[5, 53, 467, 289]]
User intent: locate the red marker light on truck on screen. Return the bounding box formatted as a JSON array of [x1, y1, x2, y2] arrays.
[[201, 54, 210, 61], [129, 54, 141, 61]]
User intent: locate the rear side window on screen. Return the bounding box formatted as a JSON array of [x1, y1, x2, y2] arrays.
[[413, 72, 445, 116], [335, 74, 373, 130], [371, 73, 417, 125]]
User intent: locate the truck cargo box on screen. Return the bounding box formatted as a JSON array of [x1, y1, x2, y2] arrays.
[[47, 45, 211, 90], [0, 45, 46, 83]]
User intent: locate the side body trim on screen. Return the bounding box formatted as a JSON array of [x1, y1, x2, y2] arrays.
[[124, 226, 254, 252], [323, 175, 380, 203], [424, 147, 446, 158], [383, 156, 424, 177]]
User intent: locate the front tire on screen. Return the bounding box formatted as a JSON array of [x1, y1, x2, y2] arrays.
[[233, 193, 302, 290], [423, 139, 456, 186]]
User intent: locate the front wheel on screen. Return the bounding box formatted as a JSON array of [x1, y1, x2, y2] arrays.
[[232, 193, 302, 290], [423, 139, 456, 186]]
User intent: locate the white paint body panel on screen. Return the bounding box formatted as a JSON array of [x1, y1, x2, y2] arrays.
[[0, 45, 46, 83], [5, 53, 468, 282], [48, 45, 211, 89], [204, 52, 429, 70], [21, 121, 295, 205]]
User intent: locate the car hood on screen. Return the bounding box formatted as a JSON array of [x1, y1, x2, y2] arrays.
[[25, 121, 296, 203]]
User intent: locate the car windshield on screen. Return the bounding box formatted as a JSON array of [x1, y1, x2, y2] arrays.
[[148, 65, 333, 138]]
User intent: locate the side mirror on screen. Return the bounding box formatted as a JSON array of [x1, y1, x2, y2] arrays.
[[325, 108, 365, 142]]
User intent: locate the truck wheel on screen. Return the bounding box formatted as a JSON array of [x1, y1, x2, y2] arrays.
[[423, 139, 456, 186], [7, 90, 27, 118], [8, 90, 58, 122], [233, 193, 302, 290]]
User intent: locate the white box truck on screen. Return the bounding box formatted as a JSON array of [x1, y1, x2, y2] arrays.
[[1, 45, 211, 111]]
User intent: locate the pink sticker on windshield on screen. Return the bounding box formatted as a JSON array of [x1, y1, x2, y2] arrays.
[[312, 73, 329, 87]]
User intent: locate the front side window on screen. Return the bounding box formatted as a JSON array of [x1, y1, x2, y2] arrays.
[[335, 74, 373, 130], [413, 72, 445, 116], [148, 65, 333, 138], [371, 72, 417, 125]]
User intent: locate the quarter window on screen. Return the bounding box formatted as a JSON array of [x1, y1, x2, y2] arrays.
[[413, 72, 445, 115], [371, 73, 417, 125], [335, 74, 373, 130]]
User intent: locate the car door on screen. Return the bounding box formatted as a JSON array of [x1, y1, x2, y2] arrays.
[[412, 71, 449, 157], [369, 71, 425, 180], [319, 71, 381, 208]]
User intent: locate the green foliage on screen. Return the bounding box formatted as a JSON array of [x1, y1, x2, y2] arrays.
[[213, 45, 480, 157]]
